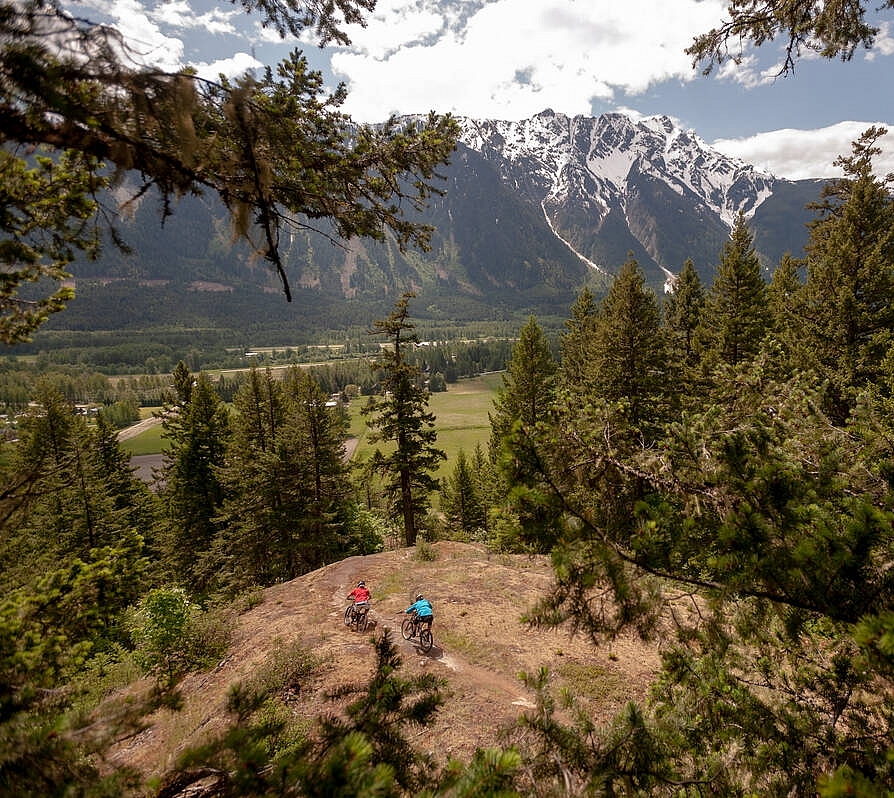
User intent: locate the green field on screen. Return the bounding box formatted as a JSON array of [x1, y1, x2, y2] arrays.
[[119, 373, 503, 479], [349, 372, 502, 480], [120, 424, 169, 456]]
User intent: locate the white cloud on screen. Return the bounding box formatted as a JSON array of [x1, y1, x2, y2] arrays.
[[56, 0, 894, 183], [105, 0, 184, 69], [332, 0, 728, 121], [712, 123, 894, 180], [867, 22, 894, 59], [150, 0, 239, 35], [253, 21, 301, 45], [192, 52, 262, 81]]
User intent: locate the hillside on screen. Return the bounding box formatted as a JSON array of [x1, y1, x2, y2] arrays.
[[7, 111, 823, 366], [108, 542, 661, 786]]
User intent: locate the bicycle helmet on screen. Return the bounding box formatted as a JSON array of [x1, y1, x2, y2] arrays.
[[358, 581, 365, 587], [416, 593, 424, 600]]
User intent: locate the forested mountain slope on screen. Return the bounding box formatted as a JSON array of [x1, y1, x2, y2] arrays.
[[32, 112, 820, 343]]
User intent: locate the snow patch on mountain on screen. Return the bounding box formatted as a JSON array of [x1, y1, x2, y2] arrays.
[[539, 199, 608, 276], [457, 109, 777, 238]]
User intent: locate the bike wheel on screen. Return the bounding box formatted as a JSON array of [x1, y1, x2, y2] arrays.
[[344, 605, 354, 627], [401, 617, 415, 640], [357, 610, 369, 632], [419, 627, 433, 653]]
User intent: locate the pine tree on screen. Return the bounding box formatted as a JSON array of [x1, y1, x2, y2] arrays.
[[215, 367, 290, 586], [471, 442, 499, 538], [559, 286, 599, 394], [363, 293, 445, 547], [281, 368, 350, 569], [589, 255, 668, 434], [488, 316, 559, 552], [440, 449, 486, 537], [489, 315, 557, 452], [91, 409, 160, 546], [160, 367, 230, 590], [697, 213, 770, 370], [763, 253, 807, 379], [6, 383, 128, 573], [663, 258, 705, 402], [767, 252, 804, 335], [797, 126, 894, 421]]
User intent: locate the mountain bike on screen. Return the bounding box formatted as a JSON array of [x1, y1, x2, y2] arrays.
[[400, 611, 433, 653], [344, 602, 369, 632]]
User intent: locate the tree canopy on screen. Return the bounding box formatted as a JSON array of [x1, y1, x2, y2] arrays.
[[0, 0, 459, 340], [688, 0, 894, 75]]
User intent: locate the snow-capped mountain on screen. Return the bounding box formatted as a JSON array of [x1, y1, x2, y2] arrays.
[[53, 111, 821, 339], [454, 110, 794, 286]]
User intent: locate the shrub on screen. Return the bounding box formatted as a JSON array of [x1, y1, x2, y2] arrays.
[[128, 587, 233, 689]]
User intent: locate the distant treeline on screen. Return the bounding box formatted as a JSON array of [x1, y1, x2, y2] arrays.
[[3, 319, 532, 375], [0, 337, 518, 415]]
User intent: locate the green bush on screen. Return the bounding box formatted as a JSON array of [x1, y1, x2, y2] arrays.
[[413, 532, 437, 562], [343, 505, 391, 555], [128, 588, 233, 689], [129, 587, 194, 688]]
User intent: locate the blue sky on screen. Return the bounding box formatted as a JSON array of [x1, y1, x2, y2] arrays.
[[65, 0, 894, 179]]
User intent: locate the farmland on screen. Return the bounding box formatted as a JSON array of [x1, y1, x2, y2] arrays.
[[119, 373, 503, 482]]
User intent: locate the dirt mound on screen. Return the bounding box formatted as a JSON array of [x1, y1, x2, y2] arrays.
[[109, 542, 660, 779]]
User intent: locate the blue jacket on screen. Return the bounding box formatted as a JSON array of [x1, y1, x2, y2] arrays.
[[406, 598, 433, 618]]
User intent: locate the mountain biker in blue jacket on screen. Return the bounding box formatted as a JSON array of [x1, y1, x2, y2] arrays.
[[406, 594, 433, 627]]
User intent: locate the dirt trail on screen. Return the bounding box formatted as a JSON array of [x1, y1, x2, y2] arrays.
[[109, 542, 660, 778]]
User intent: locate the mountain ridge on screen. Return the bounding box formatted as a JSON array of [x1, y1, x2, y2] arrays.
[[454, 109, 791, 285], [24, 110, 821, 347]]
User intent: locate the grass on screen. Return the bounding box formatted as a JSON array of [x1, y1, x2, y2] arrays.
[[119, 373, 503, 480], [119, 424, 169, 456], [349, 372, 502, 481], [554, 660, 625, 704]]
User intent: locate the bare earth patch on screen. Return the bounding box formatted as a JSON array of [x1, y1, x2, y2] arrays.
[[108, 541, 662, 781]]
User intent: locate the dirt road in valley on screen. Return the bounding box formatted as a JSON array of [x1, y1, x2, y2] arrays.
[[117, 416, 162, 441]]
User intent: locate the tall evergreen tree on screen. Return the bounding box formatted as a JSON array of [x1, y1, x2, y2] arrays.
[[767, 252, 804, 334], [489, 315, 557, 452], [281, 368, 350, 568], [363, 293, 445, 547], [697, 213, 770, 369], [215, 367, 289, 587], [763, 252, 808, 379], [91, 409, 160, 545], [589, 256, 668, 434], [440, 449, 486, 537], [160, 367, 230, 590], [488, 316, 558, 552], [559, 287, 599, 394], [7, 383, 119, 572], [663, 258, 706, 402], [797, 126, 894, 421]]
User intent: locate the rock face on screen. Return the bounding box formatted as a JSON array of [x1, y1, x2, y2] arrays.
[[454, 110, 811, 288]]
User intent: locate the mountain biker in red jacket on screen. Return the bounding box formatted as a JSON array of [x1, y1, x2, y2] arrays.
[[347, 581, 370, 607]]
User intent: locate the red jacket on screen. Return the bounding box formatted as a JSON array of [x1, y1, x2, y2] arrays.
[[348, 586, 370, 604]]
